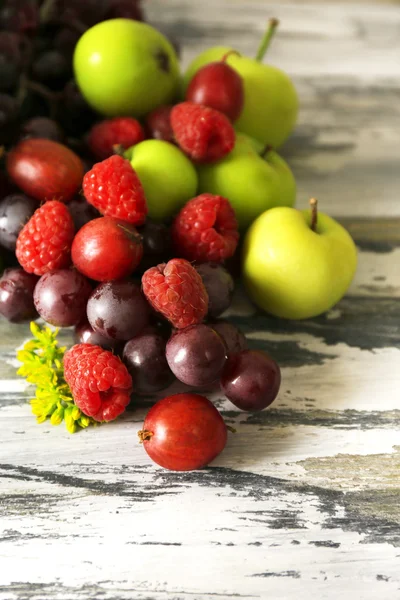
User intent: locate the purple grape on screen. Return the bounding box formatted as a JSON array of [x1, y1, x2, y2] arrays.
[[68, 196, 99, 232], [211, 320, 247, 356], [19, 117, 64, 143], [31, 50, 72, 91], [123, 326, 174, 394], [33, 269, 92, 327], [0, 268, 38, 322], [196, 263, 234, 318], [0, 93, 18, 144], [0, 32, 22, 92], [48, 0, 109, 27], [137, 220, 172, 272], [0, 0, 39, 34], [166, 324, 226, 387], [0, 194, 37, 251], [74, 320, 118, 350], [54, 27, 81, 59], [105, 0, 144, 21], [221, 350, 281, 411], [87, 280, 150, 341], [58, 80, 96, 136]]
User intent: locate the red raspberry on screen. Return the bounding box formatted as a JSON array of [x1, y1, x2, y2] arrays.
[[16, 200, 74, 276], [64, 343, 133, 422], [142, 258, 209, 329], [170, 102, 235, 163], [172, 194, 239, 263], [88, 117, 145, 160], [83, 155, 147, 226]]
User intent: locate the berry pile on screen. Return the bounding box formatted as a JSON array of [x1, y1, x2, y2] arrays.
[[0, 4, 288, 473]]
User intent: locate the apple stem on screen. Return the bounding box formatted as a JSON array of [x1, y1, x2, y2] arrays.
[[310, 198, 318, 232], [221, 50, 241, 63], [255, 18, 279, 62], [226, 425, 237, 434], [112, 144, 126, 157], [138, 430, 154, 443], [261, 144, 273, 157]]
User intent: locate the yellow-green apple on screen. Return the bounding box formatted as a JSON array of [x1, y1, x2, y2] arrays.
[[242, 200, 358, 319], [128, 140, 198, 222], [197, 133, 296, 230], [183, 19, 298, 148]]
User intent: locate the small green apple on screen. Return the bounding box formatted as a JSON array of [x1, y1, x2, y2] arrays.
[[242, 201, 358, 320], [197, 133, 296, 230], [183, 20, 298, 148], [128, 140, 198, 222], [74, 19, 180, 117]]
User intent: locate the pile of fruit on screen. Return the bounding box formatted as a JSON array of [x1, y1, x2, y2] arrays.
[[0, 2, 358, 471]]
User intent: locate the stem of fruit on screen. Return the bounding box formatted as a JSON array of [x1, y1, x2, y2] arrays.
[[310, 198, 318, 232], [138, 430, 154, 443], [261, 144, 273, 158], [221, 50, 241, 63], [226, 425, 237, 434], [255, 18, 280, 62]]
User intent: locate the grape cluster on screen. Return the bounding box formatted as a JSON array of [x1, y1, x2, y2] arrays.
[[0, 0, 144, 147]]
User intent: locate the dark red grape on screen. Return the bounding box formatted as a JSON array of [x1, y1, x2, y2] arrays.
[[49, 0, 109, 27], [0, 32, 23, 92], [33, 269, 92, 327], [58, 80, 96, 136], [0, 93, 18, 144], [31, 50, 72, 91], [123, 326, 174, 394], [139, 393, 227, 471], [0, 193, 37, 251], [68, 196, 99, 232], [196, 263, 234, 318], [221, 350, 281, 411], [145, 105, 174, 143], [137, 220, 172, 272], [211, 320, 247, 356], [0, 268, 38, 322], [54, 27, 81, 59], [74, 319, 118, 350], [166, 324, 226, 387], [105, 0, 143, 21], [19, 117, 65, 143], [87, 280, 150, 341], [0, 0, 39, 34]]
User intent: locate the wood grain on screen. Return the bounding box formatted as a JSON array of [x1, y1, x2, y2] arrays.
[[1, 2, 400, 599]]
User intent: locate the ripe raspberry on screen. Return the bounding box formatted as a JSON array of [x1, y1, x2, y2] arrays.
[[64, 343, 133, 422], [170, 102, 235, 163], [83, 155, 147, 226], [142, 258, 209, 329], [16, 200, 74, 276], [172, 194, 239, 263], [88, 117, 145, 160]]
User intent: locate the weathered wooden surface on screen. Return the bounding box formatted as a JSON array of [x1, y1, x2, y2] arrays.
[[1, 2, 400, 599]]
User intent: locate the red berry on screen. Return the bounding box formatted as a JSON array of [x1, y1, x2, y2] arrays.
[[145, 105, 174, 143], [138, 393, 227, 471], [72, 216, 143, 282], [7, 138, 84, 203], [186, 55, 244, 121], [172, 193, 239, 263], [170, 102, 235, 163], [142, 258, 208, 329], [83, 155, 147, 226], [88, 117, 145, 160], [16, 200, 74, 276], [64, 343, 133, 422]]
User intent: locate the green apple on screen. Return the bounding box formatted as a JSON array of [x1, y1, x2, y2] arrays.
[[128, 140, 198, 222], [197, 133, 296, 230], [242, 202, 358, 320], [74, 19, 180, 117], [183, 20, 298, 148]]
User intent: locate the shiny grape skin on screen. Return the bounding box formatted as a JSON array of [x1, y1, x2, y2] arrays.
[[74, 320, 119, 351], [166, 324, 226, 387], [33, 269, 92, 327], [68, 196, 100, 232], [19, 117, 65, 143], [123, 326, 175, 394], [196, 263, 234, 318], [0, 194, 37, 251], [0, 268, 38, 323], [220, 350, 281, 411], [87, 280, 151, 341], [137, 220, 172, 273], [211, 320, 247, 356]]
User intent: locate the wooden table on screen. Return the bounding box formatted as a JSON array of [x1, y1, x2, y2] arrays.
[[1, 2, 399, 598]]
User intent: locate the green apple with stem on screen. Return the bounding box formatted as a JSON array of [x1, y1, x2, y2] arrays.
[[74, 19, 180, 117], [242, 199, 358, 320], [127, 140, 198, 222], [197, 133, 296, 230], [183, 19, 298, 148]]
